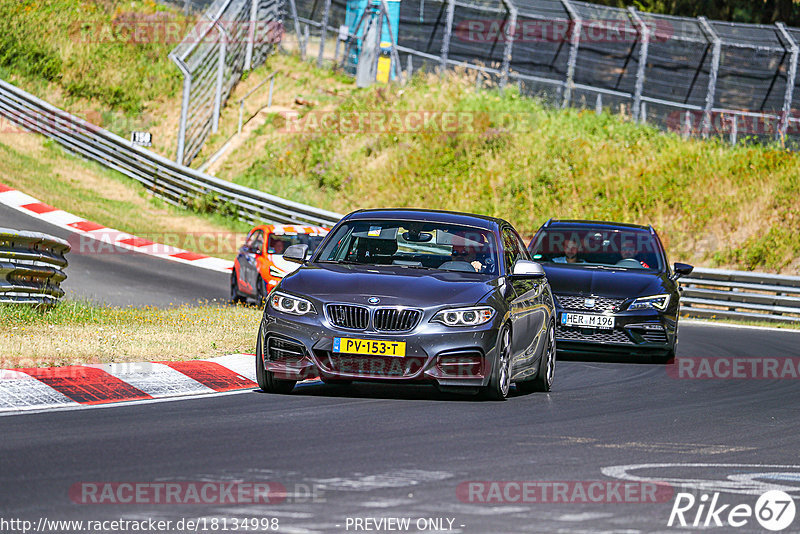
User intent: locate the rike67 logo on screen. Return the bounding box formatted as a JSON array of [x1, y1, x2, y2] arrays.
[[668, 490, 796, 531]]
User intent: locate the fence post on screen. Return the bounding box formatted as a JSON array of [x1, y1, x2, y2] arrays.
[[440, 0, 455, 73], [287, 0, 305, 59], [318, 0, 332, 68], [628, 7, 649, 123], [171, 55, 192, 165], [698, 17, 721, 138], [245, 0, 258, 70], [212, 24, 228, 134], [500, 3, 517, 89], [560, 0, 582, 108], [407, 54, 413, 79], [682, 110, 691, 139], [776, 22, 798, 141]]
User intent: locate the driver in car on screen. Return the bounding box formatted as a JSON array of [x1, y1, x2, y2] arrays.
[[620, 242, 650, 268], [553, 238, 584, 264]]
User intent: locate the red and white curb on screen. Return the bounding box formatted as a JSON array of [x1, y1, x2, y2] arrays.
[[0, 182, 233, 273], [0, 354, 309, 414]]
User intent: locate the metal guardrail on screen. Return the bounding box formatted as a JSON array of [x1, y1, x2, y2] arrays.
[[0, 78, 343, 228], [0, 229, 70, 305], [680, 267, 800, 324]]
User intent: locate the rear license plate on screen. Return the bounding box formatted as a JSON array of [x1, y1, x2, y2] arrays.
[[333, 337, 406, 357], [562, 313, 615, 329]]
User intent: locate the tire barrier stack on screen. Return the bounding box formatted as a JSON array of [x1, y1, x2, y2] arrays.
[[0, 229, 70, 306]]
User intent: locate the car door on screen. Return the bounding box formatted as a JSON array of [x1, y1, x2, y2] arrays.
[[244, 230, 265, 295], [502, 227, 545, 377]]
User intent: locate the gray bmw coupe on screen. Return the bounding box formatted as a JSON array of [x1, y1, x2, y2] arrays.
[[256, 209, 556, 400]]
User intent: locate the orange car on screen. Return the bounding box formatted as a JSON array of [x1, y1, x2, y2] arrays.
[[231, 224, 329, 303]]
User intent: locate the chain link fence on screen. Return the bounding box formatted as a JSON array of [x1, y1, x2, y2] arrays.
[[170, 0, 283, 166], [289, 0, 800, 146]]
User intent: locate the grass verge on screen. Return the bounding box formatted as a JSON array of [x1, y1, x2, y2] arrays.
[[0, 300, 261, 367]]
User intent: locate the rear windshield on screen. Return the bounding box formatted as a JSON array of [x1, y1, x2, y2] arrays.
[[528, 227, 665, 271]]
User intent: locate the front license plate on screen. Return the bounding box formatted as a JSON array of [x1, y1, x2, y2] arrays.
[[333, 337, 406, 357], [562, 313, 615, 329]]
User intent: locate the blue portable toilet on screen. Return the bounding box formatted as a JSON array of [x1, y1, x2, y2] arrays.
[[344, 0, 400, 80]]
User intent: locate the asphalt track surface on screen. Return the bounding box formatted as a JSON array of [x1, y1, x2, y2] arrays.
[[1, 323, 799, 533], [4, 200, 800, 533], [1, 202, 229, 306]]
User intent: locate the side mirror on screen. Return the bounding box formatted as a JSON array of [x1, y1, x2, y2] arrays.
[[511, 260, 546, 278], [672, 262, 694, 281], [284, 244, 309, 265]]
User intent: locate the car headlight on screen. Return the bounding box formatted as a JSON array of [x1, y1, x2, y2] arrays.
[[628, 294, 670, 311], [269, 265, 286, 278], [431, 306, 495, 327], [269, 291, 316, 315]]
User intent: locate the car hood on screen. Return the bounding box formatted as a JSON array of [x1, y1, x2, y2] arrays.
[[279, 263, 499, 306], [543, 264, 668, 299]]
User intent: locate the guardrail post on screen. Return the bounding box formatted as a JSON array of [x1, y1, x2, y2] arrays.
[[440, 0, 455, 73], [698, 17, 721, 139], [595, 93, 602, 115], [245, 0, 258, 70], [730, 114, 738, 145], [560, 0, 582, 108], [640, 101, 647, 124], [317, 0, 332, 68], [213, 23, 228, 133], [499, 3, 517, 89], [776, 22, 798, 141], [628, 7, 650, 123]]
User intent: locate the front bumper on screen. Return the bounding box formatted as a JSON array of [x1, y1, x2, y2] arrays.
[[260, 311, 501, 387], [555, 307, 677, 355]]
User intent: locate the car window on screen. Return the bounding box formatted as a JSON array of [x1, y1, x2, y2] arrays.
[[250, 230, 264, 254], [267, 233, 326, 254], [501, 228, 527, 273], [316, 220, 499, 274]]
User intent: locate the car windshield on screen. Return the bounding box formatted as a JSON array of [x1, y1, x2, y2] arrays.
[[268, 233, 326, 255], [528, 227, 665, 271], [316, 220, 499, 274]]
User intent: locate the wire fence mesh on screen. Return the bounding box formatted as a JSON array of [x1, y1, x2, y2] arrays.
[[287, 0, 800, 147], [169, 0, 283, 166]]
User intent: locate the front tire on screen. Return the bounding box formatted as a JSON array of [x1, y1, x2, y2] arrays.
[[517, 320, 556, 394], [255, 324, 296, 394], [483, 325, 512, 400]]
